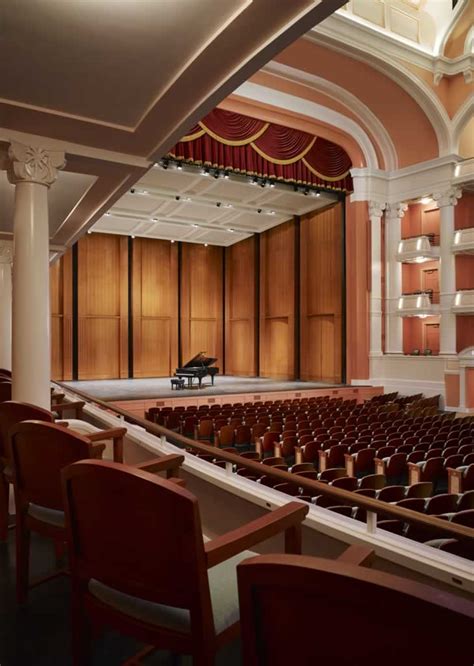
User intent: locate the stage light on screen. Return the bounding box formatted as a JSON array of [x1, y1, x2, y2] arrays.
[[201, 167, 210, 176], [214, 169, 220, 179], [204, 243, 208, 247], [171, 240, 175, 243], [162, 159, 169, 170], [176, 162, 183, 170], [228, 228, 235, 233], [420, 197, 432, 205], [192, 223, 199, 228], [216, 202, 222, 207], [224, 171, 230, 179], [257, 208, 262, 213]]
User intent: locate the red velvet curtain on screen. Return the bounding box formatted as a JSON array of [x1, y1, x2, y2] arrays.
[[170, 109, 352, 191]]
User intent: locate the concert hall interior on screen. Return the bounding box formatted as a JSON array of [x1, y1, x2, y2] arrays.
[[0, 1, 473, 664]]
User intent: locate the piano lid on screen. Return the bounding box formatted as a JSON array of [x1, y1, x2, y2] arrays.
[[182, 351, 217, 368]]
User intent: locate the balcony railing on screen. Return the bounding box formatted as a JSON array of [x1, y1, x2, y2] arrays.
[[397, 235, 440, 263], [452, 228, 474, 255], [452, 289, 474, 314], [397, 292, 439, 317]]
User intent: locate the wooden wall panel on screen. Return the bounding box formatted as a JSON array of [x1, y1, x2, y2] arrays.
[[300, 203, 342, 383], [132, 238, 178, 377], [49, 251, 72, 380], [225, 237, 257, 376], [77, 234, 128, 380], [180, 244, 223, 369], [260, 220, 295, 379]]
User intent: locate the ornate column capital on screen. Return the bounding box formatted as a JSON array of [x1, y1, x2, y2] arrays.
[[368, 201, 386, 219], [0, 241, 13, 264], [7, 142, 66, 187], [433, 188, 462, 208], [385, 202, 408, 220]]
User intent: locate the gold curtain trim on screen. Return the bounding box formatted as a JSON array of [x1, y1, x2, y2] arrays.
[[250, 136, 316, 166], [198, 120, 270, 146], [181, 128, 206, 142], [302, 157, 350, 182]]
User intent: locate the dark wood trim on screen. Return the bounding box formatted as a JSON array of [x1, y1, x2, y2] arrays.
[[177, 242, 183, 369], [72, 243, 79, 381], [255, 234, 260, 378], [222, 246, 226, 376], [127, 237, 134, 378], [294, 216, 301, 381], [341, 193, 347, 384]]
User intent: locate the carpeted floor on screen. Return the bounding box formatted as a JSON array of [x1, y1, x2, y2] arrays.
[[0, 530, 241, 665], [63, 375, 345, 401]]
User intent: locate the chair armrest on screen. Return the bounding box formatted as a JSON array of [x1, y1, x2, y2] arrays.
[[51, 392, 65, 404], [294, 446, 303, 465], [205, 501, 308, 569], [407, 462, 421, 485], [447, 467, 462, 494], [89, 443, 106, 459], [374, 458, 385, 475], [337, 545, 375, 567], [52, 401, 85, 417], [134, 454, 184, 478], [86, 427, 127, 463], [55, 421, 69, 428], [344, 453, 354, 477]]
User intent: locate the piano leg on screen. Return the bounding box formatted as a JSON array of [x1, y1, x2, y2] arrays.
[[198, 377, 202, 389], [211, 375, 215, 386], [187, 377, 192, 389]]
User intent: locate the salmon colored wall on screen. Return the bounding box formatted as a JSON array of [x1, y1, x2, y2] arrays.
[[402, 260, 439, 295], [457, 316, 474, 353], [445, 373, 460, 408], [455, 193, 474, 230], [246, 70, 385, 168], [466, 368, 474, 409], [276, 39, 439, 166], [403, 316, 440, 355], [345, 199, 369, 381], [401, 203, 440, 238], [458, 116, 474, 158], [456, 255, 474, 290]]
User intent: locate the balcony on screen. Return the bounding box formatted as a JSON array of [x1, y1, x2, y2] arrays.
[[397, 292, 439, 317], [452, 289, 474, 315], [452, 227, 474, 255], [396, 235, 440, 263]]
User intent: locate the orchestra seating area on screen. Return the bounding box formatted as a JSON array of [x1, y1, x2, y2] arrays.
[[146, 393, 474, 559]]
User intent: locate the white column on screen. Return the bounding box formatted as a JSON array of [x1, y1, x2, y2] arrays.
[[369, 202, 385, 356], [7, 143, 65, 409], [0, 242, 13, 371], [434, 188, 461, 355], [385, 203, 407, 354]]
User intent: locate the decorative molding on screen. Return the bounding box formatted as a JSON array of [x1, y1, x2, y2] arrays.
[[385, 202, 408, 219], [0, 241, 13, 264], [433, 187, 462, 208], [305, 26, 451, 155], [368, 201, 386, 218], [7, 142, 66, 187], [262, 61, 398, 170], [433, 53, 474, 85], [232, 81, 379, 169]]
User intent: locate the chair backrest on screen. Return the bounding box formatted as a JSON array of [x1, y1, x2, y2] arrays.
[[10, 421, 91, 512], [0, 400, 53, 461], [62, 460, 214, 638], [0, 382, 12, 404], [237, 554, 474, 666]]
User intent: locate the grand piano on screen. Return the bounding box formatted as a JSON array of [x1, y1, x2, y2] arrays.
[[175, 352, 219, 389]]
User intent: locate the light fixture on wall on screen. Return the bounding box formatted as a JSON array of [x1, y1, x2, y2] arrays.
[[420, 197, 433, 205], [170, 240, 175, 243]]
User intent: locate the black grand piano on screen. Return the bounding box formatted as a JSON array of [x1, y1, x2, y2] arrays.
[[175, 352, 219, 389]]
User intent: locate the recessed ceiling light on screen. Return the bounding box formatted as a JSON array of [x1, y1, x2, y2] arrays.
[[204, 243, 208, 247], [269, 210, 275, 215], [171, 240, 175, 243], [183, 196, 192, 202], [223, 203, 233, 208], [105, 212, 111, 217], [131, 235, 135, 239], [228, 228, 235, 233], [192, 224, 199, 228], [152, 218, 159, 222], [420, 197, 432, 205], [87, 230, 92, 235]]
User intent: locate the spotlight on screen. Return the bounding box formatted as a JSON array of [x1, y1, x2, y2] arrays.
[[192, 223, 199, 228], [260, 179, 266, 188], [201, 166, 210, 176], [216, 202, 222, 207], [130, 188, 136, 194], [269, 181, 276, 188], [224, 171, 230, 179], [175, 195, 181, 201], [213, 169, 220, 179], [162, 159, 169, 170], [228, 228, 235, 233], [171, 240, 175, 243], [176, 162, 183, 171], [303, 187, 310, 196], [257, 208, 262, 214], [250, 176, 259, 186], [204, 243, 208, 247]]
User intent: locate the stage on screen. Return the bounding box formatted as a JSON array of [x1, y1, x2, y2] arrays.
[[62, 375, 381, 418]]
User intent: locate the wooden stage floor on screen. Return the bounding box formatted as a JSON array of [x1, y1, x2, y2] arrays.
[[64, 375, 347, 402]]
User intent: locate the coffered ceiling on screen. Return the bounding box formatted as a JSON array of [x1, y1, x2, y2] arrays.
[[92, 164, 338, 246]]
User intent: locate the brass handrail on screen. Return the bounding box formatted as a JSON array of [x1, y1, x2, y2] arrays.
[[57, 382, 474, 543]]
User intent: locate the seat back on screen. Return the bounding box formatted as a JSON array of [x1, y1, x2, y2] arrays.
[[237, 554, 474, 666], [62, 460, 213, 636], [0, 400, 53, 461], [10, 421, 91, 512], [0, 382, 12, 404]]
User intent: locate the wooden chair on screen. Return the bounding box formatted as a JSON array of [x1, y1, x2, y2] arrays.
[[62, 459, 308, 665], [237, 551, 473, 665], [9, 420, 174, 603]]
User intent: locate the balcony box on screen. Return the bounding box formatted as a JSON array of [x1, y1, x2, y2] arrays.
[[452, 289, 474, 315], [452, 228, 474, 255], [396, 236, 439, 263], [397, 293, 439, 317]]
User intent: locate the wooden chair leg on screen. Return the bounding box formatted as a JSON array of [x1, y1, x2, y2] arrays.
[[16, 520, 30, 604], [0, 475, 9, 541]]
